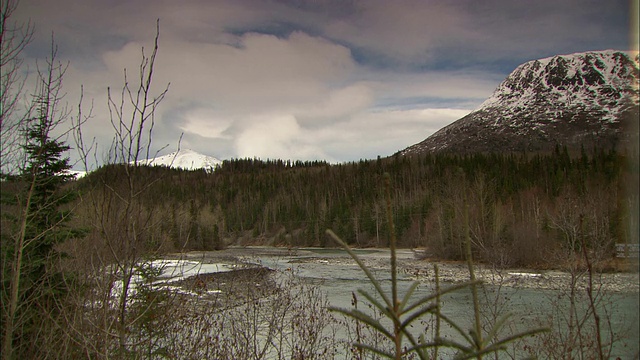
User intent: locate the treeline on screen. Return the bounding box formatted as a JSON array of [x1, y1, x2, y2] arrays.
[[73, 146, 637, 268]]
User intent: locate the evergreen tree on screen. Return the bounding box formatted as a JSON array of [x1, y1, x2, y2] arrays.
[[1, 38, 78, 359], [20, 93, 75, 296]]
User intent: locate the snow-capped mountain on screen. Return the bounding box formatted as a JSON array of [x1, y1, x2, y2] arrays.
[[137, 149, 222, 172], [401, 50, 639, 155], [63, 169, 87, 180]]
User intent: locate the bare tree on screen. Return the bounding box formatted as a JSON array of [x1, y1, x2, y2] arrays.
[[530, 188, 626, 359], [0, 0, 34, 174], [70, 19, 173, 357]]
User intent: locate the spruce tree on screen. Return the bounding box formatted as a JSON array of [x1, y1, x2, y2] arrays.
[[20, 95, 75, 299], [1, 38, 78, 359]]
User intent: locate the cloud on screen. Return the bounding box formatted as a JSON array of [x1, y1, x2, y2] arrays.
[[235, 113, 330, 160], [232, 106, 470, 162], [295, 83, 374, 126], [318, 0, 630, 69], [177, 107, 233, 140], [317, 108, 472, 159], [364, 69, 504, 109], [154, 30, 360, 133], [324, 0, 468, 65], [149, 30, 355, 109], [56, 29, 362, 163], [10, 0, 631, 167]]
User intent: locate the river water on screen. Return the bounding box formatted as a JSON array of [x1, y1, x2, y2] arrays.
[[170, 247, 639, 358]]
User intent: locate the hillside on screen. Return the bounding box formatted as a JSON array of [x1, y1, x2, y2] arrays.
[[72, 149, 635, 269]]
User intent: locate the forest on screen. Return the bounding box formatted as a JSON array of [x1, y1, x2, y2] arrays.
[[70, 145, 638, 269]]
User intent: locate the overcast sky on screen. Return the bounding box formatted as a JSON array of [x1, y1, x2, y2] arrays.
[[12, 0, 637, 168]]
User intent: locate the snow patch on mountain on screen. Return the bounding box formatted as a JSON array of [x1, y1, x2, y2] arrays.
[[138, 149, 222, 171], [477, 50, 639, 122]]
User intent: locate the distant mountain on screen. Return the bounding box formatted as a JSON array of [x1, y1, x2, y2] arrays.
[[63, 169, 87, 180], [64, 149, 221, 180], [401, 50, 640, 155], [137, 149, 222, 172]]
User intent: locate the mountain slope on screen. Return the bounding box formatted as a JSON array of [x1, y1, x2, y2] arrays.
[[138, 149, 222, 171], [401, 50, 640, 155]]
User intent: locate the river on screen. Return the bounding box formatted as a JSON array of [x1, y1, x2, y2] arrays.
[[164, 246, 639, 359]]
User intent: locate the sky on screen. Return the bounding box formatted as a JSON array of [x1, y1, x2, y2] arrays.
[[11, 0, 638, 169]]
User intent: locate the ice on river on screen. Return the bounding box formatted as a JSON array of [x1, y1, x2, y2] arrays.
[[153, 259, 236, 282], [104, 259, 237, 302]]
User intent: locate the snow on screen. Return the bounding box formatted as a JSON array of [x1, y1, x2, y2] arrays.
[[401, 50, 639, 155], [62, 169, 87, 180], [153, 259, 235, 282], [508, 272, 542, 278], [136, 148, 222, 171], [103, 258, 237, 304], [477, 50, 639, 117]]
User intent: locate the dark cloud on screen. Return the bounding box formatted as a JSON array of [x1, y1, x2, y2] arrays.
[[318, 0, 632, 69]]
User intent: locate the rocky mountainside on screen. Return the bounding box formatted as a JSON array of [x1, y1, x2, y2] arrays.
[[401, 50, 639, 155]]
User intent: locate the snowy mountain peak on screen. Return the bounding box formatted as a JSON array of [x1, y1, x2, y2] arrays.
[[477, 50, 639, 118], [138, 149, 222, 171], [401, 50, 640, 155]]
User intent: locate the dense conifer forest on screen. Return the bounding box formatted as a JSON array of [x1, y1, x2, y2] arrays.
[[69, 146, 638, 269]]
